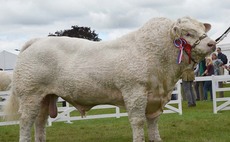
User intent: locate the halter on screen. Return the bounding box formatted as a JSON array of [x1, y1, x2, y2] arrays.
[[174, 33, 207, 64], [191, 34, 207, 48]]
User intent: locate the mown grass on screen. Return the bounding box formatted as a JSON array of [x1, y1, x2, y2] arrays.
[[1, 84, 230, 142], [1, 100, 230, 142]]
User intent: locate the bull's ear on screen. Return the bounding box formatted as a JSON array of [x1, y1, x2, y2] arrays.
[[172, 18, 182, 38], [172, 26, 181, 38], [204, 23, 211, 33]]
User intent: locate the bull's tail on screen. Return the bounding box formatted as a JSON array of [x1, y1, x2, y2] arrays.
[[3, 90, 20, 121], [20, 38, 40, 53]]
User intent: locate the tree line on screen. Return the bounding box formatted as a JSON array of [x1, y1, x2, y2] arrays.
[[49, 25, 101, 41]]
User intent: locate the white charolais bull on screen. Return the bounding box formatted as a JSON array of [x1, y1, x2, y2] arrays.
[[4, 17, 216, 142]]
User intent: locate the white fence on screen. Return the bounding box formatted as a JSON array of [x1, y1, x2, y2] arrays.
[[195, 75, 230, 114], [47, 103, 126, 126], [0, 82, 182, 126], [2, 75, 230, 126], [163, 81, 182, 115]]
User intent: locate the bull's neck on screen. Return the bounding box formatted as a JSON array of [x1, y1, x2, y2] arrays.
[[143, 41, 195, 92]]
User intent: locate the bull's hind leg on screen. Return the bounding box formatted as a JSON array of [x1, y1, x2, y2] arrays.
[[34, 94, 58, 142], [147, 116, 162, 142], [122, 85, 148, 142], [34, 95, 50, 142], [19, 95, 43, 142]]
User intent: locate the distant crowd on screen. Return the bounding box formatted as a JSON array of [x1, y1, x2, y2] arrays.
[[181, 47, 229, 107]]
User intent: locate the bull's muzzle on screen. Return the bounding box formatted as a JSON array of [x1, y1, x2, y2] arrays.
[[207, 40, 216, 51]]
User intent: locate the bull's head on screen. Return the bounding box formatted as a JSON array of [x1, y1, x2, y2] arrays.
[[171, 17, 216, 63]]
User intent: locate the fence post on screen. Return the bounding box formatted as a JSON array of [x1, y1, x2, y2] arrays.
[[177, 80, 182, 115], [212, 75, 217, 114], [47, 117, 52, 126], [65, 102, 72, 124], [115, 106, 120, 118]]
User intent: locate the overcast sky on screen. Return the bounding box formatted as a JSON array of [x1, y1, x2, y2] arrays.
[[0, 0, 229, 53]]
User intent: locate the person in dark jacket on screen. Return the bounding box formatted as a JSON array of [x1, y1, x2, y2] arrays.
[[217, 47, 228, 97], [217, 47, 228, 65]]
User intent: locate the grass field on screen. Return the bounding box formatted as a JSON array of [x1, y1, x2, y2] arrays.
[[1, 84, 230, 142], [1, 100, 230, 142]]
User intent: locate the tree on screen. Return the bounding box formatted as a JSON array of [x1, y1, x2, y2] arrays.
[[49, 25, 101, 41]]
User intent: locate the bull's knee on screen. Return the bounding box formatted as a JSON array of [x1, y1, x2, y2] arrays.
[[149, 140, 162, 142], [130, 117, 145, 126]]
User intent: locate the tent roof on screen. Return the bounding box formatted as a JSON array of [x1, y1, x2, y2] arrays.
[[0, 50, 18, 70], [0, 49, 19, 55]]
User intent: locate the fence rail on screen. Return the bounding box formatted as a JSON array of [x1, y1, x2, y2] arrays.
[[47, 81, 182, 126], [1, 75, 230, 126]]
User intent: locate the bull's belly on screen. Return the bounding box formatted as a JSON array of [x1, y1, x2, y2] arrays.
[[57, 86, 125, 108], [56, 87, 125, 117]]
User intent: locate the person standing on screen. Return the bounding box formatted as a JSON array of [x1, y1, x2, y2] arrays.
[[223, 62, 230, 71], [212, 53, 223, 75], [194, 59, 206, 101], [202, 57, 214, 101], [217, 47, 228, 66], [229, 63, 230, 75], [217, 47, 228, 97], [181, 68, 196, 107]]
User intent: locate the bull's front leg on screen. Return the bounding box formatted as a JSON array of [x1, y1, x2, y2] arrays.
[[147, 115, 162, 142], [122, 85, 148, 142]]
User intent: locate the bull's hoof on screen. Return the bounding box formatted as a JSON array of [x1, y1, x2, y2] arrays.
[[149, 139, 163, 142]]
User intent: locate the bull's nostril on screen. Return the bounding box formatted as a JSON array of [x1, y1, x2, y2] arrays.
[[207, 41, 216, 48], [208, 43, 214, 47], [207, 41, 216, 51]]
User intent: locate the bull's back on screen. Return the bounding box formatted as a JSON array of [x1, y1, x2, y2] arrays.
[[14, 37, 126, 103], [16, 37, 100, 81]]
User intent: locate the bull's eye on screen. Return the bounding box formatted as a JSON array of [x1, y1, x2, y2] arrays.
[[186, 33, 191, 37]]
